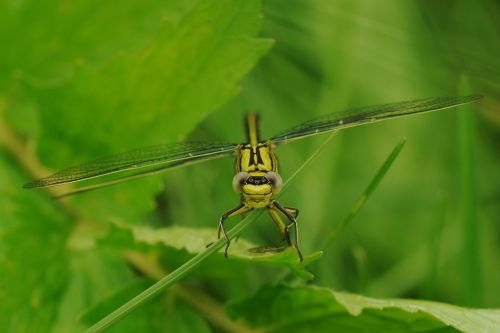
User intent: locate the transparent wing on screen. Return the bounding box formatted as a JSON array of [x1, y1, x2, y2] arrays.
[[24, 142, 238, 188], [53, 159, 212, 198], [270, 95, 482, 144]]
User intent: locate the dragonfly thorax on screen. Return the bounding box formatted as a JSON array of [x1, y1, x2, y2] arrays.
[[236, 142, 278, 173]]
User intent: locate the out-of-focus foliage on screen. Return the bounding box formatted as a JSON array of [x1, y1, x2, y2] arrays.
[[0, 0, 499, 332], [227, 284, 500, 333]]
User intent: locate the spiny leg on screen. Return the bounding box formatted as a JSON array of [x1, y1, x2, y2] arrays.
[[218, 212, 248, 243], [217, 203, 251, 257], [271, 201, 303, 262], [268, 206, 299, 246], [217, 208, 248, 239]]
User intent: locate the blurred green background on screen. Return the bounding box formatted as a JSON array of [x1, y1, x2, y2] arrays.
[[0, 0, 499, 332]]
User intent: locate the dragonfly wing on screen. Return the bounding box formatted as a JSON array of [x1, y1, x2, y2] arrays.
[[270, 95, 482, 144], [24, 142, 238, 188], [53, 157, 222, 198]]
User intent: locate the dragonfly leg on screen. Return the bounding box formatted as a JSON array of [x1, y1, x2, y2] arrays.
[[271, 201, 303, 262], [217, 203, 251, 257], [268, 206, 299, 244], [218, 212, 247, 243], [268, 208, 288, 242], [284, 206, 299, 219]]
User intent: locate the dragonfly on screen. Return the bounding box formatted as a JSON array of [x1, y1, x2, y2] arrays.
[[24, 94, 481, 261]]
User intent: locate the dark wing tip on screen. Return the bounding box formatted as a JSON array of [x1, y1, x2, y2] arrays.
[[23, 180, 45, 189], [465, 93, 483, 101], [457, 94, 483, 103]]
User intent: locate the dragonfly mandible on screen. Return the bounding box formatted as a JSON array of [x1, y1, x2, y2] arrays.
[[24, 95, 481, 261]]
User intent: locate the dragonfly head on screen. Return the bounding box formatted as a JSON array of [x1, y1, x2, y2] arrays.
[[232, 171, 283, 208]]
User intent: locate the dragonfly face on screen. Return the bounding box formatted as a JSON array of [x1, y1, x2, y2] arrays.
[[233, 170, 283, 208], [234, 141, 282, 208], [241, 173, 273, 208], [23, 94, 481, 262]]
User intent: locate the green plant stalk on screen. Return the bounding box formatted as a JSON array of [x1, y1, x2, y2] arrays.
[[85, 209, 263, 333], [458, 93, 481, 306], [86, 133, 337, 333], [322, 138, 407, 248], [122, 251, 258, 333]]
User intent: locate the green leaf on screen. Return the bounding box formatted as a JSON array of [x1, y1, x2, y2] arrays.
[[50, 249, 144, 333], [162, 303, 212, 333], [0, 0, 198, 87], [227, 285, 500, 333], [13, 0, 272, 223], [101, 223, 322, 279]]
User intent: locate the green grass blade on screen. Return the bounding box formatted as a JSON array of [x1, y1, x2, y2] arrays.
[[85, 209, 264, 333], [323, 138, 407, 248], [458, 79, 481, 306], [85, 134, 335, 333]]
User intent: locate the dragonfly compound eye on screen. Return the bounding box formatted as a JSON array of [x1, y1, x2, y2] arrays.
[[266, 172, 283, 194], [232, 172, 249, 192]]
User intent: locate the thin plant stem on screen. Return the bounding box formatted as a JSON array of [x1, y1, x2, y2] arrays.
[[322, 138, 407, 248], [123, 251, 259, 333]]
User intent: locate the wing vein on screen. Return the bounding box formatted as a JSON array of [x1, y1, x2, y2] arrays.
[[24, 142, 238, 188], [270, 95, 481, 144]]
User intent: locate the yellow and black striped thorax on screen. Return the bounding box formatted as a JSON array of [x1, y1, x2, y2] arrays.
[[235, 112, 279, 173], [236, 141, 279, 173]]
